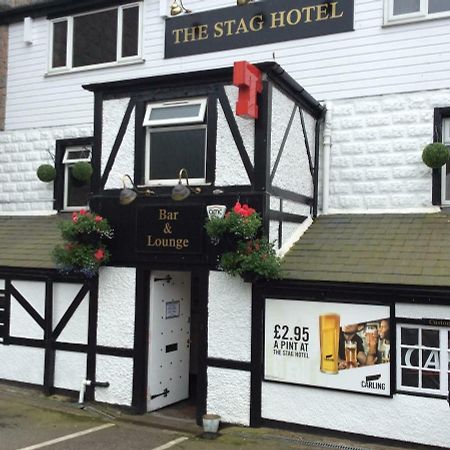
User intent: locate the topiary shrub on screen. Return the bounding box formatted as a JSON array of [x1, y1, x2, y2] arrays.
[[72, 162, 93, 183], [422, 143, 449, 169], [37, 164, 56, 182]]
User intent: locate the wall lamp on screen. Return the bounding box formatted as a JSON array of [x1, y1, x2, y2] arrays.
[[171, 168, 201, 201], [237, 0, 254, 5], [119, 174, 154, 205], [170, 0, 191, 16]]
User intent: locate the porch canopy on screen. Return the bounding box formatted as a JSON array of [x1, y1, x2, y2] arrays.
[[282, 213, 450, 287]]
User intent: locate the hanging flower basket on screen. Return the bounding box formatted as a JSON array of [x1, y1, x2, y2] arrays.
[[72, 162, 93, 183], [422, 143, 449, 169], [53, 210, 113, 278], [37, 164, 56, 182]]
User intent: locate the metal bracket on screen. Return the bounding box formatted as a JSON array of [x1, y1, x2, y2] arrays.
[[154, 275, 172, 283], [151, 388, 170, 400]]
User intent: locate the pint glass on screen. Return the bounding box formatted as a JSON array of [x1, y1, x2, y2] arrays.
[[319, 313, 340, 374]]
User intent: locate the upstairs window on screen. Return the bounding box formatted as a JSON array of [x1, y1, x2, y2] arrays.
[[49, 3, 142, 72], [385, 0, 450, 24], [441, 118, 450, 204], [143, 98, 208, 185], [397, 323, 449, 397]]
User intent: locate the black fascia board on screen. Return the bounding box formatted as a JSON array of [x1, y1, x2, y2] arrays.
[[0, 0, 137, 25], [83, 62, 324, 118]]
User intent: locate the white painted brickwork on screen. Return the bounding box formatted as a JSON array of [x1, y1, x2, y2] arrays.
[[326, 89, 450, 211], [0, 125, 92, 213]]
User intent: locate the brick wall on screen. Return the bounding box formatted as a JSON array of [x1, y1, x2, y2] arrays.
[[0, 125, 92, 212], [327, 89, 450, 211]]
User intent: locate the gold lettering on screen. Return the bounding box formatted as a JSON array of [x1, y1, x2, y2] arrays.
[[316, 4, 329, 21], [183, 26, 197, 42], [198, 24, 209, 40], [223, 19, 236, 36], [146, 235, 189, 250], [270, 11, 285, 29], [286, 9, 301, 26], [236, 17, 249, 34], [172, 28, 183, 44], [249, 14, 264, 32], [302, 6, 315, 23], [330, 2, 344, 19], [159, 209, 179, 221], [214, 22, 224, 38]]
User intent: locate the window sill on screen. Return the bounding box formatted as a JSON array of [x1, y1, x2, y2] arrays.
[[383, 12, 450, 27], [45, 57, 145, 77]]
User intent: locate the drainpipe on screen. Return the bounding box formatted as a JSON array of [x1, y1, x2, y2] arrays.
[[78, 379, 110, 407], [322, 101, 332, 215]]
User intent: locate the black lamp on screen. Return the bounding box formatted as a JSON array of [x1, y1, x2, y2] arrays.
[[171, 168, 201, 201], [119, 174, 154, 205]]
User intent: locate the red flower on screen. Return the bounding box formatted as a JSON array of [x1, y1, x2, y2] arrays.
[[95, 215, 103, 223], [232, 201, 255, 217], [79, 209, 87, 215], [72, 212, 78, 223], [233, 201, 242, 214], [94, 248, 105, 262]]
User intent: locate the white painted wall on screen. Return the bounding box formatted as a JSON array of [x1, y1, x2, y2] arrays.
[[97, 267, 136, 349], [261, 382, 450, 448], [95, 354, 133, 406], [6, 1, 450, 130], [54, 350, 87, 391], [207, 366, 250, 426], [208, 271, 252, 362], [53, 282, 89, 345], [0, 125, 92, 213], [0, 345, 44, 385], [9, 280, 45, 339], [324, 88, 450, 211]]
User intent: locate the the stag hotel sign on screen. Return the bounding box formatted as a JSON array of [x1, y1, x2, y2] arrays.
[[165, 0, 354, 58]]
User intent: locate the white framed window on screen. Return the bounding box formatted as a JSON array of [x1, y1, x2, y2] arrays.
[[396, 323, 449, 397], [63, 145, 91, 211], [384, 0, 450, 25], [143, 98, 208, 186], [49, 2, 142, 73], [440, 118, 450, 204]]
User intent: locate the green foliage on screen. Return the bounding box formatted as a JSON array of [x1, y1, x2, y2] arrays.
[[72, 162, 93, 183], [205, 202, 262, 240], [422, 143, 449, 169], [53, 210, 113, 278], [220, 239, 282, 281], [37, 164, 56, 182]]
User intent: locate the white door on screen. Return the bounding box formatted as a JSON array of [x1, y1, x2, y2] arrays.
[[147, 271, 191, 412]]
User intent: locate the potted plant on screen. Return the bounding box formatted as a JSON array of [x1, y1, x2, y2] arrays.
[[53, 210, 113, 278], [422, 143, 449, 168], [205, 202, 281, 282]]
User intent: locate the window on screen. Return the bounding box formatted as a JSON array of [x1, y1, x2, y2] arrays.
[[441, 118, 450, 204], [385, 0, 450, 24], [49, 3, 141, 72], [143, 98, 208, 185], [397, 323, 449, 396]]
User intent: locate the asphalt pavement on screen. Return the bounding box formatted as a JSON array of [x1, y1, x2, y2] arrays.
[[0, 382, 436, 450]]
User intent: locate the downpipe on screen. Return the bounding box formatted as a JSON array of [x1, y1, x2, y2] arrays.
[[78, 379, 110, 407]]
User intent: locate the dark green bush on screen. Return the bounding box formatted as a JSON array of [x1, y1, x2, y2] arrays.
[[36, 164, 56, 182], [72, 162, 93, 183], [422, 143, 449, 169]]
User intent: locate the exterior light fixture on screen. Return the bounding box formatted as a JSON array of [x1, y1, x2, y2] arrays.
[[171, 168, 201, 201], [170, 0, 191, 16], [237, 0, 254, 5], [119, 174, 154, 206]]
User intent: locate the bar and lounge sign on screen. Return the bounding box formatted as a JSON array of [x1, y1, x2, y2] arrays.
[[136, 205, 204, 254], [165, 0, 354, 58]]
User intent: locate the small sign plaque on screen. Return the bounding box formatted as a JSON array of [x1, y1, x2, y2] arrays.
[[166, 301, 180, 319]]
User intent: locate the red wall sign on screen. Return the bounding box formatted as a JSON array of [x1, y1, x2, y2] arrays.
[[233, 61, 262, 120]]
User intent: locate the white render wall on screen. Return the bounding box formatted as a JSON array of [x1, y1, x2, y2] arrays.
[[261, 382, 450, 448], [97, 267, 136, 349], [325, 89, 450, 211], [207, 366, 251, 426], [207, 271, 252, 362], [6, 1, 450, 130], [0, 345, 44, 385], [0, 124, 92, 213]]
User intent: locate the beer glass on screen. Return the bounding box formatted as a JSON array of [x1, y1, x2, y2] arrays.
[[345, 340, 357, 368], [319, 313, 340, 374]]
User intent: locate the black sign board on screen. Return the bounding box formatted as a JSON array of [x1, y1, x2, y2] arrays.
[[136, 205, 205, 254], [165, 0, 354, 58]]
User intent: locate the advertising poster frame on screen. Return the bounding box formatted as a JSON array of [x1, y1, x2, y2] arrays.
[[263, 297, 395, 397]]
